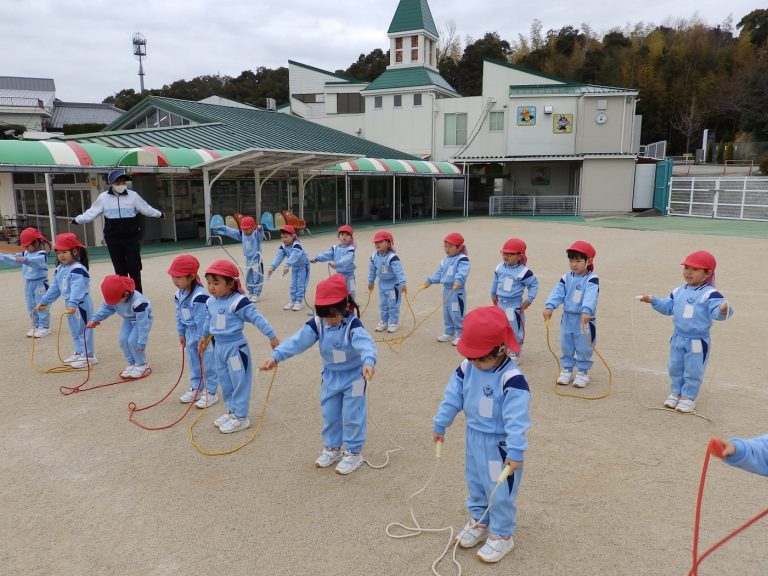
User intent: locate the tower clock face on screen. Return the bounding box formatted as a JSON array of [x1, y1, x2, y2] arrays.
[[595, 112, 607, 124]]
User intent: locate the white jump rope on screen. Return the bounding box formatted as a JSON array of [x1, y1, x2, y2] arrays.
[[386, 441, 513, 576], [631, 295, 731, 422]]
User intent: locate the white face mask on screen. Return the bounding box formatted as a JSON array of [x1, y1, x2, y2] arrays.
[[112, 184, 127, 194]]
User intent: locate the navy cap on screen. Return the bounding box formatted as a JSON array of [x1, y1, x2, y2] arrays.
[[107, 169, 130, 184]]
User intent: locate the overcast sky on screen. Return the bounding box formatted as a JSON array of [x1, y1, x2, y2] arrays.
[[1, 0, 762, 104]]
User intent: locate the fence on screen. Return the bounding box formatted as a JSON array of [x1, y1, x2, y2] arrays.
[[639, 140, 668, 160], [668, 176, 768, 221], [489, 195, 580, 216]]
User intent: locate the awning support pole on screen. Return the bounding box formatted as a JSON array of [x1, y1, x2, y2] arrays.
[[44, 173, 56, 239], [203, 168, 212, 245]]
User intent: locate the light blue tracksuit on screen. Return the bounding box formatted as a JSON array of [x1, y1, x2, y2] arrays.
[[40, 262, 94, 358], [724, 434, 768, 477], [490, 262, 538, 348], [271, 239, 310, 304], [203, 292, 276, 419], [314, 243, 356, 299], [544, 271, 599, 372], [174, 284, 218, 396], [433, 356, 531, 537], [92, 291, 153, 367], [426, 253, 470, 338], [368, 251, 407, 326], [650, 283, 732, 401], [272, 315, 376, 454], [1, 249, 50, 329], [214, 225, 265, 297]]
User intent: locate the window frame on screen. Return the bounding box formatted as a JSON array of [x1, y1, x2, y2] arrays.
[[489, 111, 505, 132], [444, 113, 468, 146]]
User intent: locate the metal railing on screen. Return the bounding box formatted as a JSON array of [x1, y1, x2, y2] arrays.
[[668, 176, 768, 221], [639, 140, 667, 160], [0, 96, 45, 108], [489, 195, 580, 216]]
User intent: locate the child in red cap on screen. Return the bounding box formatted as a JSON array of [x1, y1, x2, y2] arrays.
[[36, 233, 96, 368], [311, 224, 357, 299], [543, 241, 599, 388], [87, 275, 153, 378], [167, 254, 220, 407], [0, 227, 51, 338], [432, 306, 530, 563], [367, 230, 407, 332], [212, 215, 265, 302], [638, 250, 732, 413], [268, 225, 310, 311], [202, 260, 279, 434], [261, 273, 376, 475], [490, 238, 539, 365], [423, 232, 470, 346]]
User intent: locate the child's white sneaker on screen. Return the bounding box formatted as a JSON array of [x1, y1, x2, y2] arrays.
[[509, 352, 521, 364], [121, 365, 136, 379], [375, 321, 387, 332], [70, 356, 98, 369], [219, 416, 251, 433], [315, 447, 343, 468], [477, 535, 515, 563], [26, 327, 37, 337], [676, 397, 696, 413], [292, 302, 303, 311], [63, 354, 82, 365], [335, 451, 363, 475], [213, 412, 232, 428], [128, 364, 148, 378], [456, 520, 488, 548], [437, 333, 453, 342], [557, 369, 573, 385], [180, 389, 200, 403], [451, 337, 460, 346], [387, 324, 399, 333], [572, 371, 590, 388], [33, 327, 51, 338], [283, 302, 294, 310], [195, 392, 219, 408], [248, 294, 260, 303], [663, 393, 680, 409]]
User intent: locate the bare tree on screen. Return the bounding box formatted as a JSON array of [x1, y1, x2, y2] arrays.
[[670, 96, 706, 154], [437, 19, 462, 66]]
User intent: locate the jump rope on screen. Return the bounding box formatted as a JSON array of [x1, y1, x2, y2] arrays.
[[688, 438, 768, 575], [544, 317, 613, 400], [385, 440, 514, 576], [628, 295, 732, 422], [31, 311, 151, 395]]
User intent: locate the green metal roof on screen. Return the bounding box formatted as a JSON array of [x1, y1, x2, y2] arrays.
[[53, 96, 416, 159], [388, 0, 438, 37], [363, 67, 456, 94], [288, 60, 364, 83], [508, 84, 636, 96]]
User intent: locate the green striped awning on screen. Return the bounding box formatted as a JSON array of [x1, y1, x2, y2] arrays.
[[0, 140, 237, 169], [324, 158, 462, 175]]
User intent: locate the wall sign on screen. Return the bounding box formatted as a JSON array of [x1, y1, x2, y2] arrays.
[[516, 106, 536, 126], [553, 114, 573, 133]]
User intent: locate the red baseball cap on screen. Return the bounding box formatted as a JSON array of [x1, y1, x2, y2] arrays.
[[280, 224, 296, 236], [501, 238, 526, 254], [373, 230, 393, 243], [19, 227, 48, 248], [101, 274, 136, 305], [240, 216, 256, 229], [457, 306, 519, 357], [338, 225, 354, 235], [444, 232, 464, 246], [167, 254, 200, 277], [315, 273, 349, 305], [205, 259, 244, 293], [52, 232, 85, 251], [682, 251, 716, 271]]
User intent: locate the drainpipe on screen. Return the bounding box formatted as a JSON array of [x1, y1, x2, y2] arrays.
[[203, 168, 211, 245]]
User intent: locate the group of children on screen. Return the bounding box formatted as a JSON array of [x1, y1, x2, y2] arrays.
[[7, 215, 760, 567]]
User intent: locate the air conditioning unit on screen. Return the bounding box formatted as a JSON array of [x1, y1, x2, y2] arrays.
[[266, 97, 277, 111]]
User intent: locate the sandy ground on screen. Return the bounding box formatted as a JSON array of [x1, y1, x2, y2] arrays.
[[1, 218, 766, 576]]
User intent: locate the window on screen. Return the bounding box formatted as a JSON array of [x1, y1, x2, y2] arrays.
[[395, 37, 403, 63], [411, 35, 419, 61], [337, 93, 365, 114], [374, 96, 382, 109], [489, 111, 504, 132], [394, 95, 402, 108], [444, 113, 468, 146], [413, 93, 422, 106], [292, 93, 317, 104], [428, 39, 434, 66]]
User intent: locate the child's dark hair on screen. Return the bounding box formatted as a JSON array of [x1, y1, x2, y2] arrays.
[[58, 246, 89, 269], [315, 296, 360, 319], [566, 249, 587, 261], [205, 273, 237, 292], [467, 345, 505, 363]]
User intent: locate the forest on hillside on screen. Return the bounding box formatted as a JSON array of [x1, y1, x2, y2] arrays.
[[101, 10, 768, 156]]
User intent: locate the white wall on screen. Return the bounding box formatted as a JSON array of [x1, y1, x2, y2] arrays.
[[579, 158, 635, 213], [576, 95, 635, 154], [364, 92, 434, 157], [0, 173, 14, 216]]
